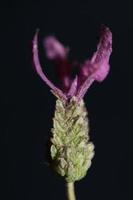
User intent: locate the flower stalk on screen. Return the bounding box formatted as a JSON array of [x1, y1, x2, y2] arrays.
[[66, 182, 76, 200]]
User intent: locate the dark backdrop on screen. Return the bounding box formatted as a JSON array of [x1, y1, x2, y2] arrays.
[[1, 0, 133, 200]]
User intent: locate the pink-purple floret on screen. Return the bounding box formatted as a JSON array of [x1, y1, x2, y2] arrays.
[[32, 26, 112, 102]]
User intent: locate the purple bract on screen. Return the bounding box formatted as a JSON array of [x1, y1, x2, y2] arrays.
[[32, 26, 112, 102]]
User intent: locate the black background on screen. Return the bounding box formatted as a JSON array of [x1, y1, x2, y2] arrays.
[[1, 0, 133, 200]]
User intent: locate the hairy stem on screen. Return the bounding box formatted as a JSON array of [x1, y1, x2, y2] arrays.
[[66, 182, 76, 200]]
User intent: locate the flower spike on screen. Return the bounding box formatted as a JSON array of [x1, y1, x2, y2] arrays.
[[32, 25, 113, 199]]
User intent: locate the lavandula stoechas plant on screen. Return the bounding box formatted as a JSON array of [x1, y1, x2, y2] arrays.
[[32, 25, 112, 200]]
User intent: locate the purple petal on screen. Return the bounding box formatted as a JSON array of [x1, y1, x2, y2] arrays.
[[43, 36, 69, 60], [32, 30, 67, 101], [76, 77, 95, 102], [90, 25, 112, 81], [80, 26, 112, 83], [67, 76, 78, 98], [44, 36, 73, 92], [78, 60, 94, 85], [76, 26, 112, 101]]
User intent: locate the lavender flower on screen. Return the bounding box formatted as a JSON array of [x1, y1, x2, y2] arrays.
[[32, 26, 113, 199], [33, 26, 112, 102]]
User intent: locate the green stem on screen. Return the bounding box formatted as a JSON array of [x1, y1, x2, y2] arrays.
[[66, 182, 76, 200]]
